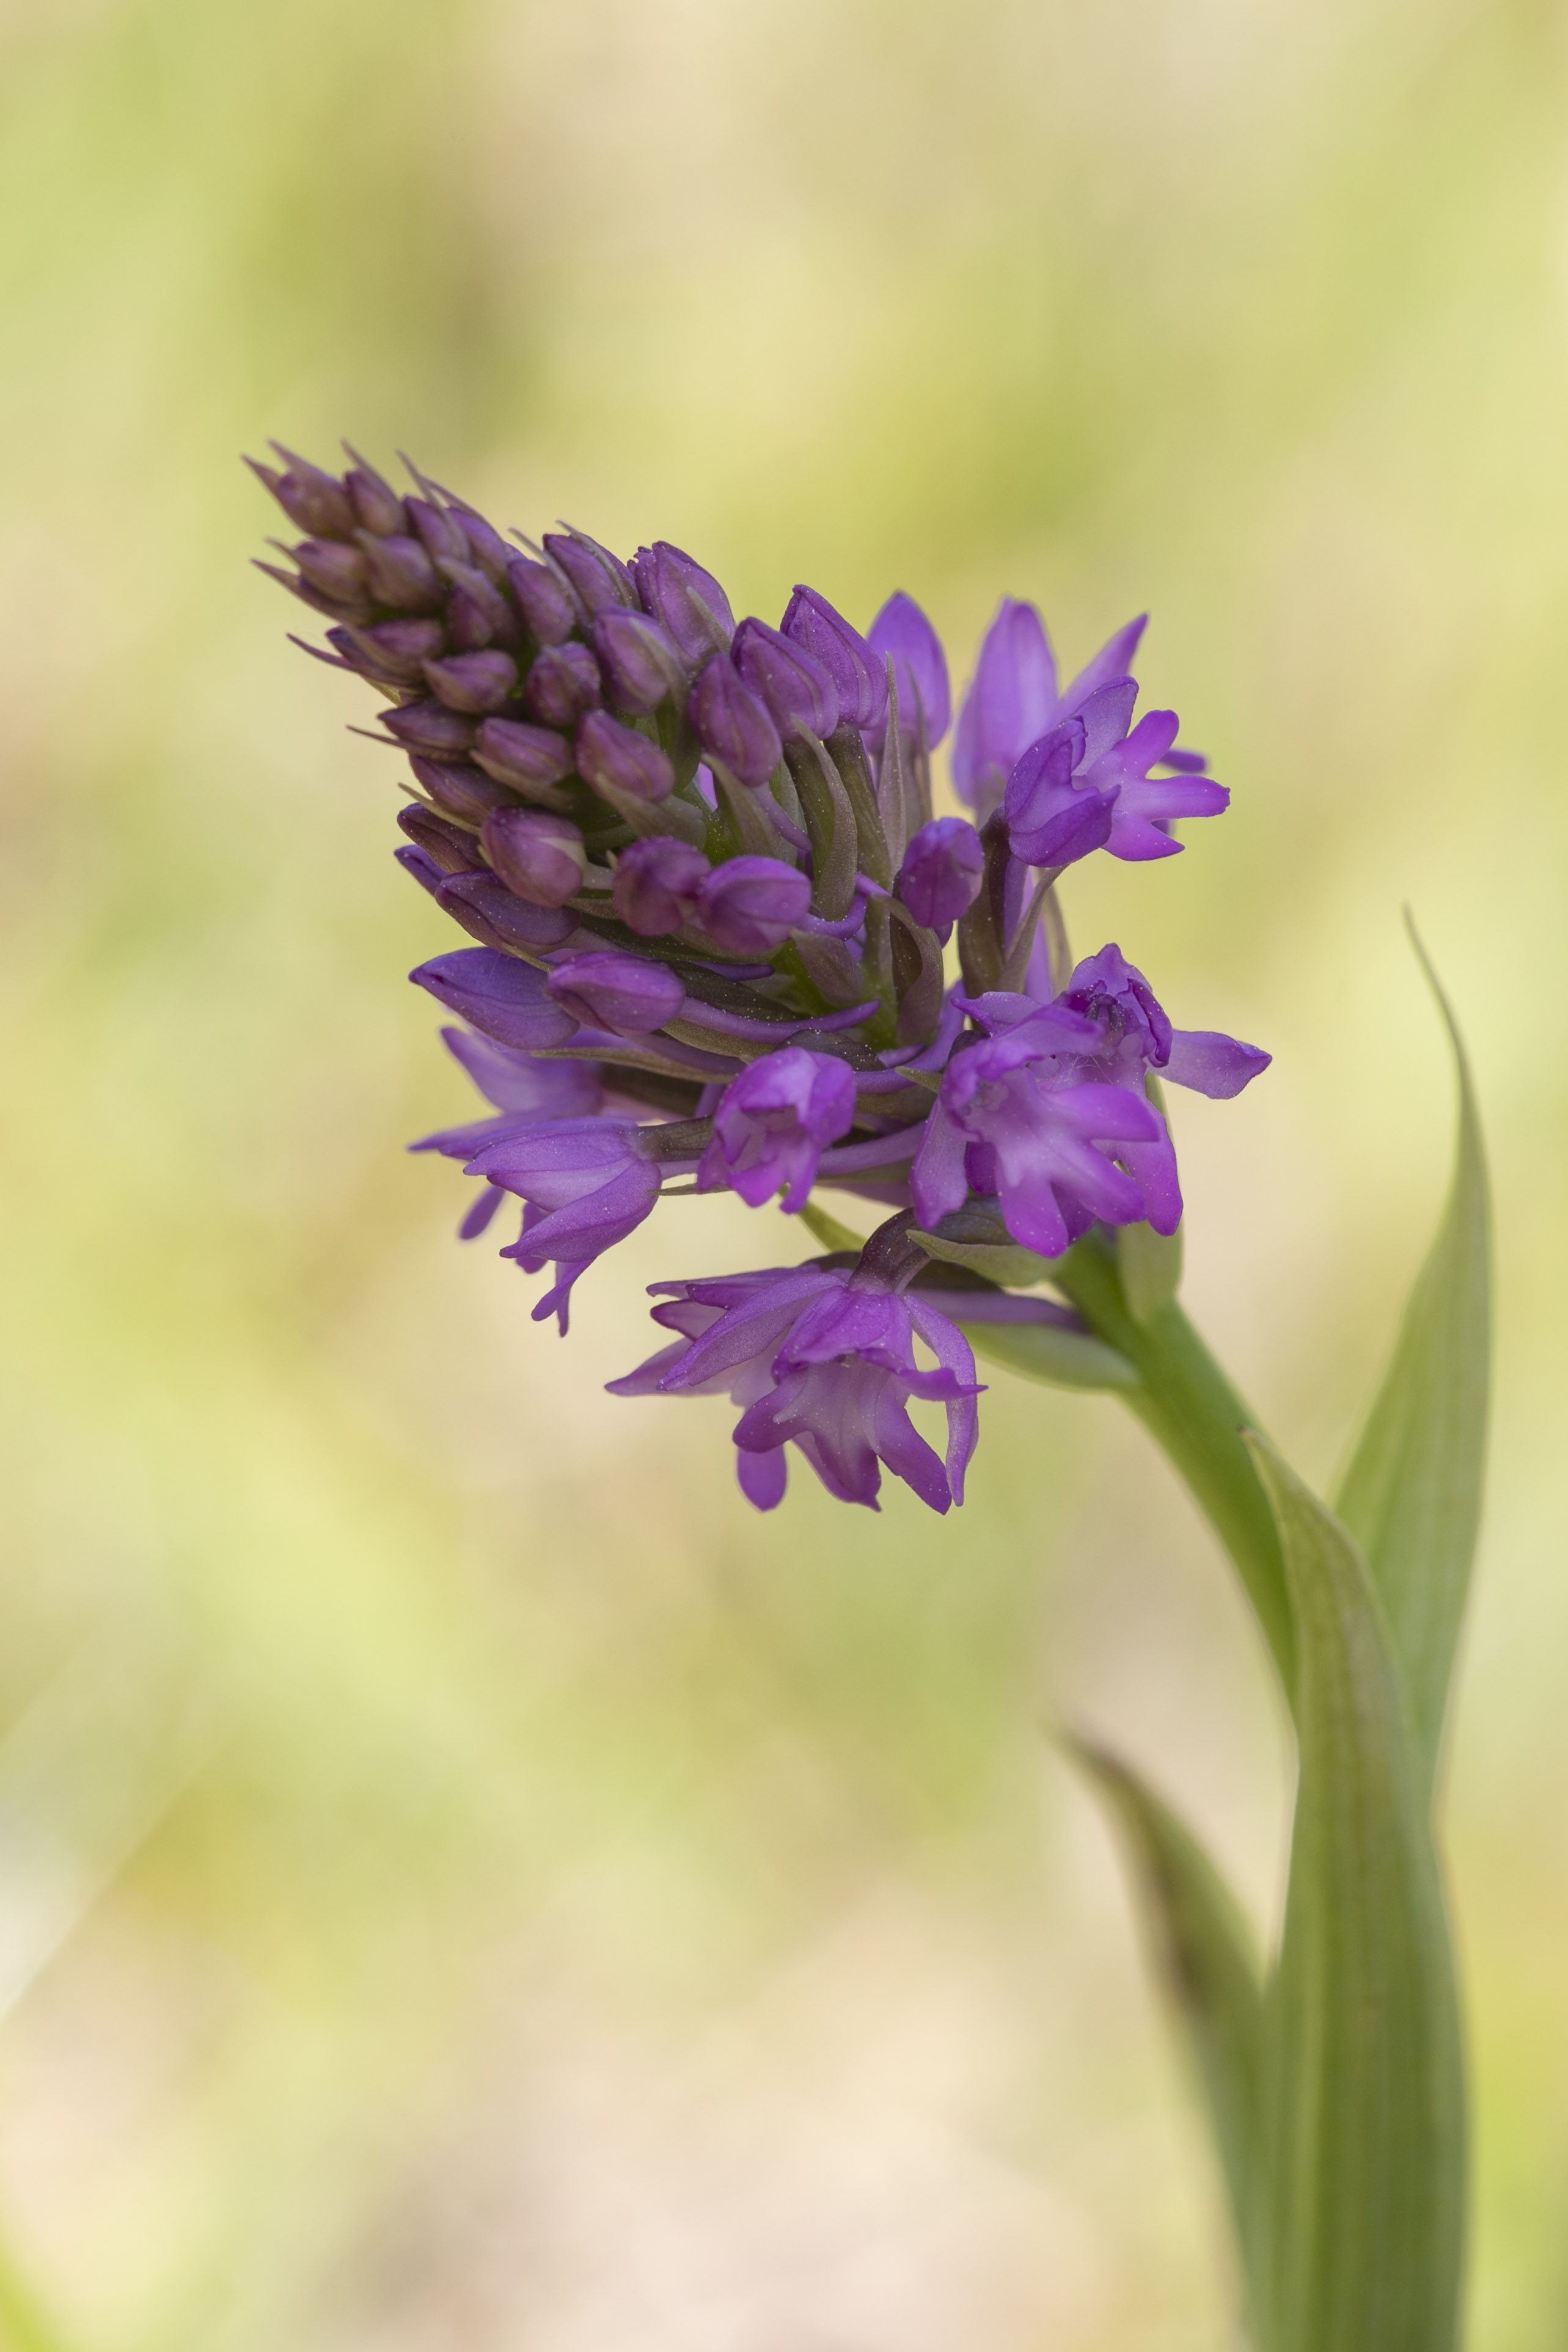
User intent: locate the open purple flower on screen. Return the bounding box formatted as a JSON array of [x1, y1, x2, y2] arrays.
[[609, 1261, 983, 1513], [1053, 943, 1271, 1099], [411, 1027, 604, 1239], [697, 1048, 857, 1211], [467, 1118, 664, 1333], [953, 601, 1149, 817]]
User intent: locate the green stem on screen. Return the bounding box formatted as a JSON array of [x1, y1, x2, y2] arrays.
[[1053, 1235, 1297, 1705]]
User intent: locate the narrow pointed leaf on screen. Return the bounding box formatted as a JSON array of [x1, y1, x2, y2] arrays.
[[1250, 1435, 1464, 2352], [1335, 923, 1490, 1799], [1069, 1735, 1266, 2321]]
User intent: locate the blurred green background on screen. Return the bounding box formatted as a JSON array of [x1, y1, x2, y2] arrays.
[[0, 1, 1563, 2343]]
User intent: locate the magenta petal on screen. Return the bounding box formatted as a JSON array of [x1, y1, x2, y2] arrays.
[[1164, 1029, 1272, 1099], [736, 1445, 789, 1511]]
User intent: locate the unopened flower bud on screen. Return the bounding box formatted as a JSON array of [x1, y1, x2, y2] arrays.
[[732, 617, 840, 740], [409, 757, 519, 825], [612, 837, 710, 935], [544, 530, 639, 617], [593, 609, 684, 715], [343, 450, 407, 537], [343, 618, 445, 683], [689, 657, 782, 788], [397, 802, 483, 875], [866, 592, 951, 747], [356, 532, 441, 612], [525, 642, 603, 729], [438, 869, 576, 953], [575, 711, 673, 804], [780, 586, 888, 732], [507, 557, 577, 647], [474, 717, 576, 796], [249, 448, 354, 539], [293, 538, 369, 604], [547, 951, 686, 1036], [482, 807, 588, 907], [412, 947, 580, 1050], [406, 496, 470, 567], [422, 650, 518, 713], [440, 562, 518, 652], [898, 816, 985, 931], [450, 504, 511, 581], [632, 542, 735, 666], [381, 700, 477, 758], [696, 855, 810, 955]]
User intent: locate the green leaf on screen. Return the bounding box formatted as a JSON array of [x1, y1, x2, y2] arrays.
[[795, 1200, 866, 1256], [1334, 922, 1490, 1800], [961, 1316, 1140, 1392], [1249, 1435, 1464, 2352], [1068, 1736, 1266, 2322], [1118, 1218, 1184, 1322], [909, 1225, 1063, 1291]]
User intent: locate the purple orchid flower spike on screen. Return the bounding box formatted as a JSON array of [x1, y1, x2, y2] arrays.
[[610, 1253, 983, 1513], [468, 1118, 665, 1333], [411, 1027, 604, 1240], [697, 1048, 857, 1211], [865, 593, 951, 750]]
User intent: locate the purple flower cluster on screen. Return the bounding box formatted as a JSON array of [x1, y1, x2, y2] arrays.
[[255, 446, 1267, 1514]]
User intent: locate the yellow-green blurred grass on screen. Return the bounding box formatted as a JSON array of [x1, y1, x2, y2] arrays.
[[0, 1, 1564, 2345]]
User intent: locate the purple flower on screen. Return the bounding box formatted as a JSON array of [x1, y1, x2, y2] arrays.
[[481, 808, 588, 908], [779, 586, 888, 732], [411, 1025, 604, 1239], [541, 530, 639, 617], [507, 556, 577, 646], [897, 816, 985, 934], [612, 836, 711, 936], [593, 609, 686, 716], [1056, 943, 1270, 1099], [1004, 684, 1229, 869], [609, 1261, 983, 1513], [469, 1119, 663, 1332], [574, 709, 675, 805], [412, 947, 581, 1050], [696, 855, 811, 956], [434, 866, 578, 954], [689, 655, 783, 788], [474, 717, 575, 797], [546, 950, 687, 1036], [865, 593, 951, 749], [1088, 709, 1230, 862], [912, 997, 1179, 1256], [697, 1048, 857, 1210], [423, 650, 519, 713], [731, 617, 840, 741], [632, 541, 736, 667], [1003, 718, 1117, 870], [952, 603, 1150, 814], [524, 642, 603, 729]]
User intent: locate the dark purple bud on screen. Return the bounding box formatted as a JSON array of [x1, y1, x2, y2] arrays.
[[440, 562, 518, 652], [866, 593, 951, 747], [438, 869, 577, 954], [342, 450, 407, 537], [405, 496, 471, 567], [473, 717, 575, 796], [395, 843, 444, 898], [412, 947, 580, 1050], [507, 557, 577, 647], [612, 837, 711, 936], [380, 699, 477, 758], [575, 710, 674, 804], [779, 586, 888, 732], [898, 816, 986, 931], [398, 802, 483, 875], [696, 855, 810, 956], [524, 642, 603, 729], [689, 656, 782, 788], [593, 609, 685, 715], [543, 530, 639, 618], [341, 617, 445, 683], [291, 538, 368, 604], [732, 617, 840, 741], [632, 541, 736, 666], [546, 951, 686, 1036], [422, 650, 519, 713], [251, 448, 354, 539], [409, 756, 520, 826], [356, 532, 441, 612], [482, 807, 588, 907], [451, 504, 512, 582]]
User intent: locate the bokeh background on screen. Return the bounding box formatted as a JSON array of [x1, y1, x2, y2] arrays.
[[1, 1, 1564, 2344]]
